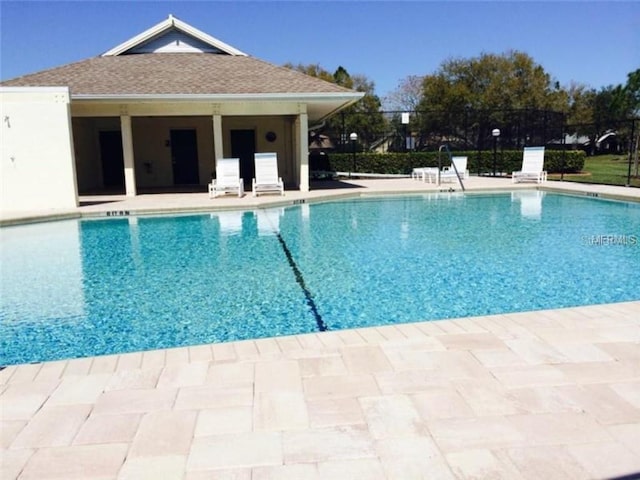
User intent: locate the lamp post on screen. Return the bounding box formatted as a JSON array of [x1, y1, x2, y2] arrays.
[[349, 132, 358, 177], [492, 128, 500, 176]]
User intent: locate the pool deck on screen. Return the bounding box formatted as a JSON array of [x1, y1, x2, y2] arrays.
[[1, 178, 640, 479], [1, 176, 639, 225]]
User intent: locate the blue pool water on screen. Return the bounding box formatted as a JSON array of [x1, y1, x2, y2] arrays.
[[1, 192, 639, 365]]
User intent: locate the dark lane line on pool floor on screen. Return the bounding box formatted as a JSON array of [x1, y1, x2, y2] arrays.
[[275, 233, 328, 332]]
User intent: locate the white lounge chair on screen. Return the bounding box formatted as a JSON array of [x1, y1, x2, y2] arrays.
[[512, 147, 547, 183], [411, 156, 468, 184], [440, 156, 469, 182], [209, 157, 244, 198], [252, 152, 284, 196], [411, 167, 439, 182]]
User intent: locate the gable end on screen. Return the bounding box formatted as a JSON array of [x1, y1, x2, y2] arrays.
[[128, 30, 226, 54], [102, 14, 247, 57]]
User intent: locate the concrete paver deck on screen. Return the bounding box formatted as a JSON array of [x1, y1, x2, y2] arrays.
[[2, 176, 639, 225], [1, 178, 639, 479], [2, 302, 639, 479]]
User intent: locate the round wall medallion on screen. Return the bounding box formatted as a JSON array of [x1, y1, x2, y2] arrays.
[[265, 131, 277, 142]]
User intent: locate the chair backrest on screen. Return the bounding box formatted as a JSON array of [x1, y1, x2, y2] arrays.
[[254, 153, 279, 184], [521, 147, 545, 172], [451, 156, 468, 173], [216, 158, 240, 186]]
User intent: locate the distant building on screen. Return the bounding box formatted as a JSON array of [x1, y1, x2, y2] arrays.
[[551, 131, 621, 154]]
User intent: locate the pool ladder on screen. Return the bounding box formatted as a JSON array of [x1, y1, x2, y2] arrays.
[[438, 144, 466, 192]]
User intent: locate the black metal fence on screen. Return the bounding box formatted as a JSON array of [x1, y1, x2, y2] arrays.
[[312, 109, 639, 187], [323, 108, 566, 153]]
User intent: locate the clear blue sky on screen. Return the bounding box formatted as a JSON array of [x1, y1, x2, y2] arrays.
[[1, 1, 638, 100]]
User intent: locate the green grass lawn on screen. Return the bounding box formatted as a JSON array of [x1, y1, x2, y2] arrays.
[[548, 154, 640, 187]]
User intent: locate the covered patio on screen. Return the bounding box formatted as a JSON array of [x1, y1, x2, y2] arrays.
[[0, 15, 363, 212]]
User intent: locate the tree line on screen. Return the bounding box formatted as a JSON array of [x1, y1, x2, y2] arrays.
[[286, 52, 639, 157]]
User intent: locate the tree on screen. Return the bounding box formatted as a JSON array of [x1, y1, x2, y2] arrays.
[[624, 68, 640, 116], [384, 75, 424, 111], [418, 51, 559, 112], [382, 76, 425, 151], [569, 80, 637, 156], [285, 63, 387, 151], [339, 73, 387, 150], [622, 69, 640, 175], [562, 82, 598, 154], [564, 82, 595, 126], [332, 66, 353, 89], [414, 51, 567, 150], [283, 62, 335, 83], [561, 70, 639, 162]]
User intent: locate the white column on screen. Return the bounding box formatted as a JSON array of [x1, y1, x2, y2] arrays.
[[297, 112, 309, 192], [120, 114, 137, 197], [212, 114, 223, 167]]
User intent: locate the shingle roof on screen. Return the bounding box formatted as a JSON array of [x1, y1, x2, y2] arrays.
[[1, 53, 354, 96]]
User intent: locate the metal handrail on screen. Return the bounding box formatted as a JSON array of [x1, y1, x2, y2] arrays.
[[438, 144, 466, 191]]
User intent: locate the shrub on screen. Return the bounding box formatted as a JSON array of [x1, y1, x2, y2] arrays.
[[326, 150, 585, 175]]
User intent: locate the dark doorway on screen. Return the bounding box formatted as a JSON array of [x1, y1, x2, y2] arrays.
[[99, 131, 125, 190], [170, 129, 199, 185], [230, 129, 256, 188]]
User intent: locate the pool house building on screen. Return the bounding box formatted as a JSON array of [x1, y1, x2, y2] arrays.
[[0, 15, 363, 211]]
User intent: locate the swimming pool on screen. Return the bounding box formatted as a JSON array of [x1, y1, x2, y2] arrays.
[[1, 191, 639, 365]]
